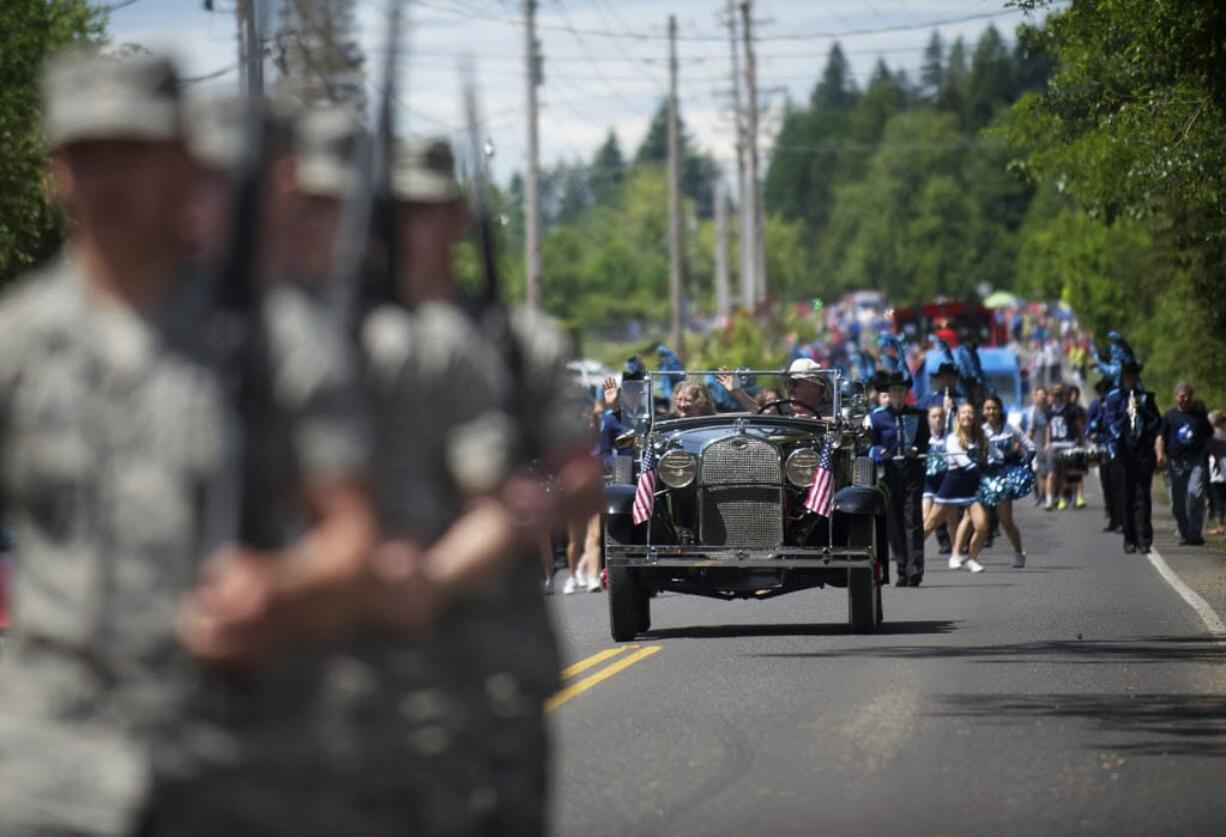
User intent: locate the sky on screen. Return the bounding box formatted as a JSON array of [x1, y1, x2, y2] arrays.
[[101, 0, 1054, 188]]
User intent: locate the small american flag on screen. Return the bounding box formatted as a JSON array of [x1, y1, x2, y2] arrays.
[[632, 443, 658, 525], [802, 437, 836, 517]]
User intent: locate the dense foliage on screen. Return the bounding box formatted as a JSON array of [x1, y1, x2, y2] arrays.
[[1002, 0, 1226, 406], [0, 0, 107, 284]]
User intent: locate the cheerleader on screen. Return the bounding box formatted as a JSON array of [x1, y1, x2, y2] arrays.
[[923, 402, 990, 573], [923, 404, 952, 544], [953, 394, 1036, 568]]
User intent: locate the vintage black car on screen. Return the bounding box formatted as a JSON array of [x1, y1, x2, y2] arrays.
[[602, 370, 888, 641]]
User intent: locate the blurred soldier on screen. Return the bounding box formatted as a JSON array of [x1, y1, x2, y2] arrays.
[[145, 95, 379, 835], [350, 137, 599, 835], [284, 105, 364, 296], [869, 369, 931, 587], [0, 60, 374, 836], [1103, 360, 1162, 554], [0, 51, 231, 837]]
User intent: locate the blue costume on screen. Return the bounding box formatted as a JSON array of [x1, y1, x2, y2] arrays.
[[869, 367, 929, 587], [1103, 380, 1162, 552]]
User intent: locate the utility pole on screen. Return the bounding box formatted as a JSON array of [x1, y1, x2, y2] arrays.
[[714, 179, 730, 320], [741, 1, 766, 307], [238, 0, 263, 96], [523, 0, 543, 309], [726, 0, 753, 312], [666, 14, 685, 359]]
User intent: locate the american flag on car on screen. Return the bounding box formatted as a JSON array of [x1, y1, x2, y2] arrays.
[[632, 443, 658, 525], [802, 437, 836, 518]]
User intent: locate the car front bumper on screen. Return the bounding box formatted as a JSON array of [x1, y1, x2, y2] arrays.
[[604, 544, 878, 569]]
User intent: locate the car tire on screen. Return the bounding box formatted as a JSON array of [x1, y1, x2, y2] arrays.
[[848, 567, 878, 634], [608, 565, 643, 642]]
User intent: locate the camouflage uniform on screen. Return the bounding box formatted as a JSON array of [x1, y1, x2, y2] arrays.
[[0, 258, 235, 836], [346, 138, 591, 836], [0, 56, 370, 836]]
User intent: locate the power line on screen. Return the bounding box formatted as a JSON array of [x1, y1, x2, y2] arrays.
[[412, 0, 1052, 44]]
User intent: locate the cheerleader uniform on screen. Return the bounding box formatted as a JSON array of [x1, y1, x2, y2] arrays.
[[978, 422, 1036, 506], [935, 434, 983, 506], [924, 434, 948, 500]]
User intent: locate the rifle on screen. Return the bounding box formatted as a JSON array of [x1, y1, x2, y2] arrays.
[[214, 0, 278, 550], [461, 65, 531, 462], [331, 0, 405, 332]]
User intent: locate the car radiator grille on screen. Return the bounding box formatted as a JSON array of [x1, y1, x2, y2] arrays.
[[699, 437, 782, 548]]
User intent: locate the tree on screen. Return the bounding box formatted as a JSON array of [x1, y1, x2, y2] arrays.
[[0, 0, 107, 285], [811, 43, 859, 112], [936, 37, 968, 122], [275, 0, 365, 110], [634, 99, 719, 217], [919, 31, 945, 102], [966, 26, 1014, 131], [590, 130, 625, 205], [1006, 0, 1226, 404]]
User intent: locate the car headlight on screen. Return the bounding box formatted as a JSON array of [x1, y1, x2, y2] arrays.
[[658, 449, 697, 488], [785, 448, 819, 487]]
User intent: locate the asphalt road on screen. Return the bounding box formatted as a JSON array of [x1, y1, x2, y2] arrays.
[[544, 484, 1226, 837]]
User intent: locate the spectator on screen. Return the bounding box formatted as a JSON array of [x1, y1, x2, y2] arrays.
[[1026, 387, 1050, 505], [1156, 382, 1214, 545], [1208, 410, 1226, 537]]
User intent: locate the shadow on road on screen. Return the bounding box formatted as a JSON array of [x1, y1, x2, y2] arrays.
[[646, 620, 958, 640], [932, 692, 1226, 757], [752, 634, 1222, 665]]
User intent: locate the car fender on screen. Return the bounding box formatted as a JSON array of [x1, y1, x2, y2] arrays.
[[834, 484, 886, 515], [603, 484, 638, 516]]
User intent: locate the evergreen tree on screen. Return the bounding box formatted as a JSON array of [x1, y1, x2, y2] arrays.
[[275, 0, 366, 110], [634, 99, 719, 217], [966, 26, 1014, 131], [811, 43, 859, 111], [936, 37, 969, 124], [840, 60, 908, 182], [590, 130, 625, 205], [919, 31, 944, 102], [634, 100, 669, 165]]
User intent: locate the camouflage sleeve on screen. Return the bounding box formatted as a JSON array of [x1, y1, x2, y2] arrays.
[[265, 286, 370, 486], [510, 307, 592, 461], [424, 305, 518, 497]]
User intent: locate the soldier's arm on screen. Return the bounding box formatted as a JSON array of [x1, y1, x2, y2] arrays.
[[182, 292, 377, 666]]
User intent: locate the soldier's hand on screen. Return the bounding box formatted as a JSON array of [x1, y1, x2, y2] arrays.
[[179, 546, 286, 670], [370, 539, 442, 638], [502, 472, 557, 539]]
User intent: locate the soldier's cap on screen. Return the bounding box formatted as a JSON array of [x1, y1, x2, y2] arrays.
[[184, 95, 242, 170], [295, 105, 365, 199], [184, 94, 297, 171], [786, 357, 826, 384], [934, 361, 959, 377], [42, 50, 182, 149], [1121, 359, 1144, 374], [393, 137, 463, 204]]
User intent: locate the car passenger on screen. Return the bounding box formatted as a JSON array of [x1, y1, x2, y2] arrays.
[[671, 381, 716, 417]]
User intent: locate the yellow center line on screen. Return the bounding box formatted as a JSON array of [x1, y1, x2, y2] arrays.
[[559, 645, 634, 681], [545, 645, 662, 713]]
